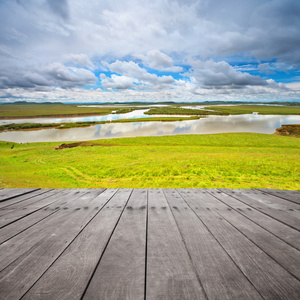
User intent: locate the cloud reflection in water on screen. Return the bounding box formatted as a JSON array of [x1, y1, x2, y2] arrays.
[[0, 114, 299, 143]]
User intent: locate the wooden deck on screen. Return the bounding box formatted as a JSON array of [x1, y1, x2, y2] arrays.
[[0, 188, 299, 300]]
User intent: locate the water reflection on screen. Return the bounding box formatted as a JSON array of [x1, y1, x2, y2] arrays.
[[0, 114, 299, 143], [0, 108, 174, 125], [0, 109, 151, 125]]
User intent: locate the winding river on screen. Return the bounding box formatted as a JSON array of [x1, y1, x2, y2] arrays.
[[0, 113, 299, 143]]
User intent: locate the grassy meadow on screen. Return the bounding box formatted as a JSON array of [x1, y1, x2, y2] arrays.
[[1, 103, 299, 119], [144, 107, 227, 115], [0, 103, 118, 118], [0, 133, 299, 190], [204, 105, 300, 115]]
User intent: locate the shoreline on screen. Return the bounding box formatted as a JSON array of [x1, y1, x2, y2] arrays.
[[0, 116, 201, 132], [0, 113, 110, 120]]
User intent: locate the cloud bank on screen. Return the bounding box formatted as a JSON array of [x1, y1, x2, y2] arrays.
[[0, 0, 299, 102]]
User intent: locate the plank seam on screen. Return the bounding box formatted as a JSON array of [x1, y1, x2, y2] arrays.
[[165, 189, 209, 300], [0, 189, 55, 209], [208, 190, 300, 251], [0, 190, 97, 273], [177, 189, 265, 300], [255, 189, 300, 206], [0, 209, 59, 246], [19, 189, 117, 300], [80, 189, 133, 300], [0, 189, 62, 217], [0, 189, 40, 203], [212, 208, 300, 282], [219, 189, 300, 232], [144, 190, 149, 300], [0, 193, 64, 229]]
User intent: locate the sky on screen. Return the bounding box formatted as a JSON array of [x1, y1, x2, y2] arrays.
[[0, 0, 300, 103]]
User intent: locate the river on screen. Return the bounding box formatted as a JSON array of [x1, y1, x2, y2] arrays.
[[0, 114, 299, 143]]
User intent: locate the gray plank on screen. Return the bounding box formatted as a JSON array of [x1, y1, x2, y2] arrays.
[[22, 189, 127, 300], [146, 189, 206, 300], [0, 207, 58, 245], [83, 189, 146, 300], [0, 189, 38, 202], [220, 189, 300, 231], [208, 189, 300, 251], [202, 190, 300, 279], [230, 189, 300, 219], [0, 189, 107, 300], [179, 189, 300, 300], [0, 189, 54, 209], [258, 188, 300, 205], [0, 189, 91, 271], [0, 189, 61, 216], [0, 189, 70, 228], [164, 189, 263, 300]]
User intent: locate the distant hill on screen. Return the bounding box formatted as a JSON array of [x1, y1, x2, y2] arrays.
[[0, 100, 299, 106]]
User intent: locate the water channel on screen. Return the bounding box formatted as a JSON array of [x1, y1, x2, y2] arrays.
[[0, 114, 299, 143]]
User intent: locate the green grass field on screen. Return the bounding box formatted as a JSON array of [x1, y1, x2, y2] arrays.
[[0, 104, 118, 118], [1, 103, 299, 119], [145, 107, 227, 115], [0, 133, 299, 190], [204, 105, 300, 115]]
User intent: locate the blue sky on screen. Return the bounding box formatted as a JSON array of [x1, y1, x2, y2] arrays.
[[0, 0, 300, 103]]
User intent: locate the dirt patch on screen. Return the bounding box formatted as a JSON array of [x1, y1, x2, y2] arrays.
[[55, 142, 118, 150], [55, 143, 82, 150], [274, 124, 300, 138]]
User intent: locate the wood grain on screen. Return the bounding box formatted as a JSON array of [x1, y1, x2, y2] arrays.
[[0, 188, 299, 300], [179, 189, 300, 300], [0, 189, 53, 209], [146, 189, 206, 300], [219, 188, 300, 230], [164, 189, 263, 300], [83, 189, 146, 300], [257, 188, 300, 205], [22, 189, 125, 300], [0, 189, 38, 202]]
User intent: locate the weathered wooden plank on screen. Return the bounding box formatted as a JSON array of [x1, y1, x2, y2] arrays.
[[0, 189, 61, 216], [227, 189, 300, 219], [0, 207, 58, 245], [0, 189, 54, 209], [208, 189, 300, 251], [0, 189, 38, 202], [179, 189, 300, 300], [164, 189, 263, 300], [146, 189, 206, 300], [219, 189, 300, 231], [210, 189, 300, 250], [202, 190, 300, 280], [0, 189, 70, 228], [0, 189, 107, 300], [83, 189, 146, 300], [258, 188, 300, 205], [21, 189, 129, 300], [0, 189, 89, 271]]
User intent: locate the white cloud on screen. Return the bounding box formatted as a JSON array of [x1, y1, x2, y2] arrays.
[[0, 0, 299, 102], [102, 60, 176, 89], [286, 82, 300, 91], [65, 53, 93, 68], [189, 59, 268, 88], [1, 78, 298, 104], [100, 74, 136, 90], [43, 63, 97, 88], [137, 50, 183, 72]]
